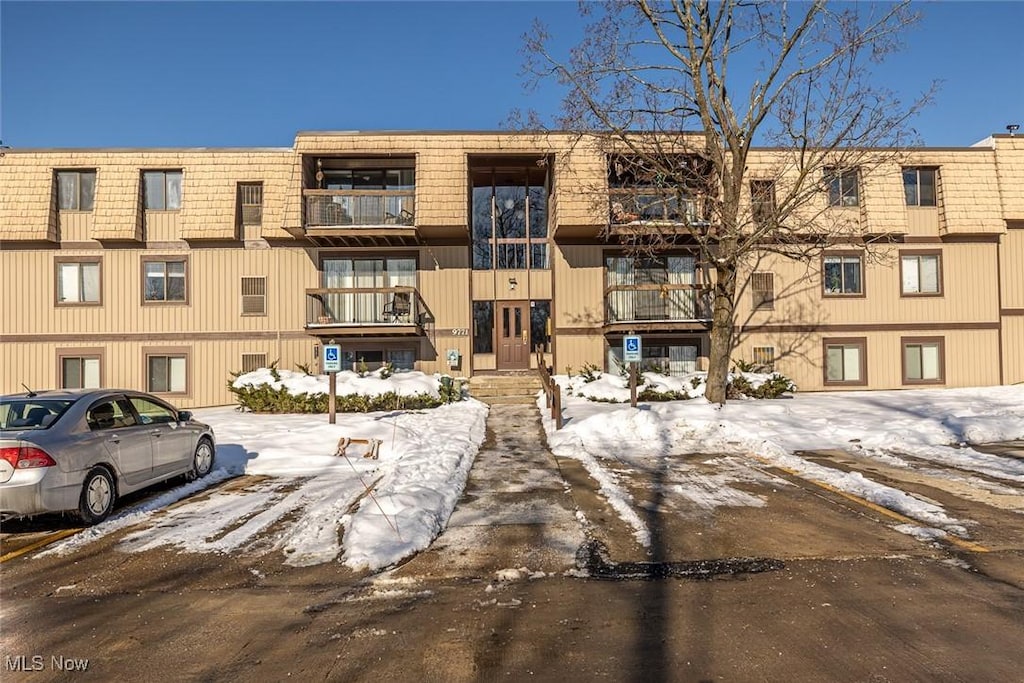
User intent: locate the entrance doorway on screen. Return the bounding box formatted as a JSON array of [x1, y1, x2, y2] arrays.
[[497, 302, 530, 369]]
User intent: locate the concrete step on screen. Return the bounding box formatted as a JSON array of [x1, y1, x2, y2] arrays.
[[476, 394, 540, 406]]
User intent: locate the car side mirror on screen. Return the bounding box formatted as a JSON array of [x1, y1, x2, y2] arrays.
[[177, 410, 193, 423]]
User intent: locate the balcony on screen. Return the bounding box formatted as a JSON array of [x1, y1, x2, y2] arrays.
[[304, 286, 430, 337], [302, 190, 418, 246], [609, 189, 710, 235], [604, 284, 713, 333]]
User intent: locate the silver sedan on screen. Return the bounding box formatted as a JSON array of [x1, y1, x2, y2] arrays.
[[1, 389, 216, 524]]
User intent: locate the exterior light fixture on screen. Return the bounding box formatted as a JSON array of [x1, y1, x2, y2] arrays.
[[508, 277, 518, 290], [1008, 124, 1020, 137]]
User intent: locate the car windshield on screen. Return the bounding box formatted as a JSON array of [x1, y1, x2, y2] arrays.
[[0, 398, 75, 430]]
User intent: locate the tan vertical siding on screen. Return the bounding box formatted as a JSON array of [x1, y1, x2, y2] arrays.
[[552, 245, 604, 329], [143, 211, 180, 242], [1000, 229, 1024, 308], [58, 212, 92, 242], [905, 207, 940, 236], [1002, 316, 1024, 384]]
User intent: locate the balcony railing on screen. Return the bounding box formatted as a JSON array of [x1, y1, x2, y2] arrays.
[[605, 285, 713, 323], [305, 286, 425, 327], [304, 190, 415, 227], [609, 189, 708, 226]]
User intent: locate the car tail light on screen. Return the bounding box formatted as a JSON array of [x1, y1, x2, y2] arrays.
[[0, 446, 57, 469]]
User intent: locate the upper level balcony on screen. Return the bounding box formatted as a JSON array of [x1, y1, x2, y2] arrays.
[[609, 189, 710, 233], [303, 190, 417, 246], [604, 284, 713, 333], [304, 286, 430, 337]]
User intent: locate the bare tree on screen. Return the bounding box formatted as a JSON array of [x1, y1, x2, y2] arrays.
[[516, 0, 934, 403]]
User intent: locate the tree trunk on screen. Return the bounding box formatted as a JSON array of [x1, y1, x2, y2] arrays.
[[705, 260, 737, 404]]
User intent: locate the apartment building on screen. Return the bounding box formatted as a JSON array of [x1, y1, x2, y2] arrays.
[[1, 131, 1022, 408]]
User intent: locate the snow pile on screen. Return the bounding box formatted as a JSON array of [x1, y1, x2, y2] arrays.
[[560, 370, 789, 402], [232, 367, 444, 399]]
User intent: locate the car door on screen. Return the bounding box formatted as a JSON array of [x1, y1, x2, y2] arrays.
[[128, 395, 194, 479], [87, 398, 153, 487]]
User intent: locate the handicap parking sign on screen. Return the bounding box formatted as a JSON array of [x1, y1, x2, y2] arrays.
[[624, 335, 642, 363], [323, 344, 342, 372]]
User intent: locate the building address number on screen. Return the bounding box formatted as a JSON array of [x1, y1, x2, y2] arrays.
[[451, 328, 469, 336]]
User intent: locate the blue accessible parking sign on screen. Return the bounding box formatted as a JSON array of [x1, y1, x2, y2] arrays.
[[624, 335, 642, 363], [323, 344, 342, 372]]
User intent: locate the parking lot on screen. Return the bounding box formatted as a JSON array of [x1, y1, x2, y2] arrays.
[[1, 409, 1022, 681]]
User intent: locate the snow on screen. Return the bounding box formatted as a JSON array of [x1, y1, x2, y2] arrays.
[[36, 366, 1024, 572]]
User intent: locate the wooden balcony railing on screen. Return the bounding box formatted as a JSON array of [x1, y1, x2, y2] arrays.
[[604, 285, 713, 323], [609, 189, 708, 226], [305, 286, 427, 327], [304, 190, 415, 227]]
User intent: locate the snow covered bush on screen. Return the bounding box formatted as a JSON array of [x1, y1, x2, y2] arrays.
[[228, 367, 463, 414]]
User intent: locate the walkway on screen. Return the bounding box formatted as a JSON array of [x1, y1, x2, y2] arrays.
[[397, 404, 585, 578]]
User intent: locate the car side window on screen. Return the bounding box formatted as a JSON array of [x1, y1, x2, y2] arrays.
[[129, 397, 177, 425], [87, 400, 137, 431]]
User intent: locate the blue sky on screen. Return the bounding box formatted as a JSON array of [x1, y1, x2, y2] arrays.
[[1, 1, 1021, 148]]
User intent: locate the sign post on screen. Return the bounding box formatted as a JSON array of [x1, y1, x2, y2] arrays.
[[624, 335, 642, 408], [323, 343, 341, 424]]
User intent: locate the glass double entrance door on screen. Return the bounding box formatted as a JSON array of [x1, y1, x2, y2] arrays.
[[496, 302, 530, 369]]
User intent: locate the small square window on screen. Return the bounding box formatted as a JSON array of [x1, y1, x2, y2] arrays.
[[824, 338, 867, 385], [241, 276, 267, 316], [144, 170, 183, 210], [56, 258, 101, 305], [825, 168, 859, 207], [751, 272, 775, 310], [903, 168, 937, 207], [238, 182, 263, 226], [241, 353, 267, 374], [901, 253, 941, 295], [752, 346, 775, 373], [57, 170, 96, 211], [750, 179, 776, 226], [823, 254, 864, 296], [903, 338, 944, 384], [143, 258, 188, 303]]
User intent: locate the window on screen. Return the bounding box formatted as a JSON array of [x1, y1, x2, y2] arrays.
[[530, 301, 551, 353], [752, 346, 776, 373], [319, 256, 415, 324], [823, 253, 864, 296], [241, 276, 267, 315], [143, 258, 188, 303], [901, 252, 941, 295], [57, 170, 96, 211], [338, 348, 415, 371], [59, 353, 102, 389], [144, 170, 183, 210], [238, 182, 263, 225], [129, 396, 178, 424], [823, 338, 867, 385], [241, 353, 267, 374], [87, 399, 136, 431], [903, 337, 944, 384], [471, 164, 548, 271], [751, 272, 775, 310], [750, 179, 776, 226], [473, 301, 494, 354], [56, 258, 101, 305], [147, 353, 188, 393], [903, 168, 937, 207], [825, 168, 859, 207]]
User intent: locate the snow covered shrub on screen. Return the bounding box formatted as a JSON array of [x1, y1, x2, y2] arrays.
[[295, 362, 315, 376], [579, 362, 602, 382], [438, 375, 464, 404], [379, 361, 395, 379], [356, 357, 370, 378], [727, 372, 795, 399]]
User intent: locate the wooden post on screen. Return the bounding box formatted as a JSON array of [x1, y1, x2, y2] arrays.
[[328, 371, 337, 424], [630, 361, 637, 408], [553, 385, 563, 430]]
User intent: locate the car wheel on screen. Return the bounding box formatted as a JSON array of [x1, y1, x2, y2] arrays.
[[78, 468, 116, 525], [189, 438, 215, 480]]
